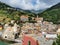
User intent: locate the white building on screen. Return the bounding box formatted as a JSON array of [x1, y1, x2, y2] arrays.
[[2, 26, 15, 40], [46, 34, 57, 39]]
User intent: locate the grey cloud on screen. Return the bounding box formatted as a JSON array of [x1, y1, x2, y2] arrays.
[[0, 0, 60, 10]]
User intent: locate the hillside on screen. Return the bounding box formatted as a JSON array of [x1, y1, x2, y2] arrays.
[[0, 1, 36, 23], [38, 3, 60, 24], [0, 1, 20, 23]]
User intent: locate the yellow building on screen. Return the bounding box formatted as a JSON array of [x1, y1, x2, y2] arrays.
[[0, 26, 3, 31], [57, 28, 60, 35]]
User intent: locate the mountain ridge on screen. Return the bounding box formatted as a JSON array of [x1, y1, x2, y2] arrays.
[[0, 1, 60, 24]]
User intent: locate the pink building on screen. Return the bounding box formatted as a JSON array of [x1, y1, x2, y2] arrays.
[[22, 34, 39, 45]]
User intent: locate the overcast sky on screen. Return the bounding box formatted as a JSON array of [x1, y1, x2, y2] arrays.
[[0, 0, 60, 10]]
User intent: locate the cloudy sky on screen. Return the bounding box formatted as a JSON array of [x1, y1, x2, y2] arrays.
[[0, 0, 60, 10]]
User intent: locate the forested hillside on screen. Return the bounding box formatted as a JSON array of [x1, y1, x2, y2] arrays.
[[38, 3, 60, 24]]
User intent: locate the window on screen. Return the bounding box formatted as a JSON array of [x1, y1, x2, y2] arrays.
[[5, 36, 7, 38], [28, 41, 31, 45]]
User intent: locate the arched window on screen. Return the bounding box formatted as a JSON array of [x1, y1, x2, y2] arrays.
[[28, 41, 31, 45]]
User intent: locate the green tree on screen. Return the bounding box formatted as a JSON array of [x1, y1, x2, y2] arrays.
[[52, 41, 56, 45], [53, 35, 60, 45]]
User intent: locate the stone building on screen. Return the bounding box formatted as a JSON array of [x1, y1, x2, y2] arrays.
[[35, 16, 43, 23], [2, 23, 20, 40], [20, 15, 29, 22], [2, 26, 15, 40]]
